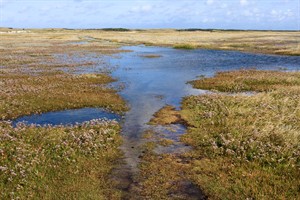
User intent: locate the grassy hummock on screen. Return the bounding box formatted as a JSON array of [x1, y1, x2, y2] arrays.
[[173, 44, 196, 50], [0, 119, 122, 199], [0, 72, 127, 120], [149, 105, 183, 125], [180, 70, 300, 199], [190, 69, 300, 92]]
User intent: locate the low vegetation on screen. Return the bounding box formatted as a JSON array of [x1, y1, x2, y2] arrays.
[[101, 28, 131, 32], [0, 29, 127, 199], [173, 44, 196, 50], [0, 72, 126, 120], [149, 105, 182, 125], [1, 28, 299, 55], [84, 29, 300, 55], [143, 70, 300, 199], [0, 119, 122, 199], [181, 70, 300, 199], [130, 135, 205, 200], [135, 152, 202, 199], [2, 28, 299, 199], [0, 29, 128, 120], [190, 69, 300, 92]]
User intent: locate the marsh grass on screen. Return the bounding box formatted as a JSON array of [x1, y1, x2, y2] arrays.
[[0, 72, 126, 120], [179, 70, 300, 199], [133, 136, 206, 199], [0, 30, 128, 199], [135, 151, 195, 199], [0, 31, 128, 120], [1, 29, 299, 55], [0, 119, 122, 199], [142, 70, 300, 199], [149, 105, 183, 125], [159, 138, 174, 147], [190, 69, 300, 92], [173, 44, 196, 50], [85, 29, 300, 55]]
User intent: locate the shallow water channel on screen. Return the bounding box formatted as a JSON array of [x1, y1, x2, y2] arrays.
[[107, 45, 300, 172], [15, 46, 300, 128], [110, 46, 300, 139], [13, 45, 300, 190]]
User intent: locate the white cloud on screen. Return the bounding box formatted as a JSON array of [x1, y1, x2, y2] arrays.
[[206, 0, 214, 5], [270, 9, 294, 21], [226, 11, 232, 16], [130, 5, 153, 13], [240, 0, 249, 6], [221, 3, 228, 8], [1, 0, 298, 30], [244, 10, 253, 17], [0, 0, 12, 7], [202, 17, 216, 23]]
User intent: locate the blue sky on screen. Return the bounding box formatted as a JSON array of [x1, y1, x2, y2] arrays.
[[0, 0, 299, 30]]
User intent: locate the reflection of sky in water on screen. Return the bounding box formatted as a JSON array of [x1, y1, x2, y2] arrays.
[[13, 45, 300, 135], [13, 108, 120, 126], [108, 45, 300, 138]]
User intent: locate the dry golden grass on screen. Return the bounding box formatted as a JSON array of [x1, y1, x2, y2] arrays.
[[0, 72, 126, 120], [1, 29, 299, 55], [86, 29, 300, 55], [145, 70, 300, 199], [190, 69, 300, 92], [0, 28, 128, 199], [179, 70, 300, 199], [137, 153, 188, 199], [134, 151, 205, 200], [149, 105, 183, 125], [0, 29, 128, 120]]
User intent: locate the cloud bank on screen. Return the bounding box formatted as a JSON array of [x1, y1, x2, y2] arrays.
[[0, 0, 299, 30]]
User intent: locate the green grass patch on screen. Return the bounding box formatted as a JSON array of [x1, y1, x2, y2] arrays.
[[173, 44, 196, 50]]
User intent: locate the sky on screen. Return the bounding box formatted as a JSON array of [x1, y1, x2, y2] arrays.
[[0, 0, 299, 30]]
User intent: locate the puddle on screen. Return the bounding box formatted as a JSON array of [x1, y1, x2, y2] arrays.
[[13, 108, 121, 126], [151, 124, 192, 155]]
